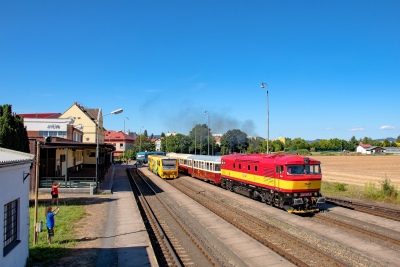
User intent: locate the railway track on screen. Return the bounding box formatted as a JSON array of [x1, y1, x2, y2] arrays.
[[161, 175, 349, 267], [128, 167, 222, 267], [312, 214, 400, 250], [325, 196, 400, 222]]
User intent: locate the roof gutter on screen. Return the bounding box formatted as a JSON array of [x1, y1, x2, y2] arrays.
[[0, 159, 36, 168]]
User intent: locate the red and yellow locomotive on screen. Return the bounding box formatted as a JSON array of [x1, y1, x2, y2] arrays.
[[221, 154, 325, 213]]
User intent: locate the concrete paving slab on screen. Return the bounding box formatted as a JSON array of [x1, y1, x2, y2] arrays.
[[98, 165, 158, 267]]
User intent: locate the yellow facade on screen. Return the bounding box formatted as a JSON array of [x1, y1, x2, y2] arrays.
[[59, 104, 104, 143]]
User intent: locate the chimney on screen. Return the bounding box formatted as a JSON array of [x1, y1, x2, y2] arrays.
[[74, 102, 77, 106]]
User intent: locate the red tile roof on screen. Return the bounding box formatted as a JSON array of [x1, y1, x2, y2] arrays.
[[18, 113, 61, 118], [104, 130, 136, 141], [359, 142, 372, 148]]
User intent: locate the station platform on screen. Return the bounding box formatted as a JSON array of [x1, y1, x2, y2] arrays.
[[97, 165, 158, 267]]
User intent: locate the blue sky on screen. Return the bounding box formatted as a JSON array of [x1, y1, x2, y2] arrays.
[[1, 1, 399, 140]]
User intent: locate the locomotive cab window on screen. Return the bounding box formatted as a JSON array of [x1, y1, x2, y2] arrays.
[[239, 164, 241, 169], [248, 165, 250, 171], [255, 166, 258, 172], [286, 165, 305, 175], [276, 166, 279, 174], [233, 163, 235, 168], [305, 165, 321, 175]]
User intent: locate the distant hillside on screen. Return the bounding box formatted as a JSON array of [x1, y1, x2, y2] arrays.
[[375, 137, 396, 142], [306, 137, 397, 144], [306, 139, 321, 144]]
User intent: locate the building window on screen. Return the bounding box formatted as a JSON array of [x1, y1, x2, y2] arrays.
[[119, 143, 123, 148], [39, 131, 67, 138], [4, 199, 18, 249]]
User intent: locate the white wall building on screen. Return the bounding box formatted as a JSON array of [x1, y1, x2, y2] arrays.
[[0, 148, 35, 267], [155, 138, 162, 151]]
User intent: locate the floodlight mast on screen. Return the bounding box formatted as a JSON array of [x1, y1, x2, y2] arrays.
[[261, 82, 269, 154]]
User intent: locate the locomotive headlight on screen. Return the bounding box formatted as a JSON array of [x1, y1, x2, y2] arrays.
[[304, 158, 310, 164], [294, 193, 298, 197], [314, 192, 318, 196]]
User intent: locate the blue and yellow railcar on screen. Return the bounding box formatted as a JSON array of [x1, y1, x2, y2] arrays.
[[148, 155, 179, 179]]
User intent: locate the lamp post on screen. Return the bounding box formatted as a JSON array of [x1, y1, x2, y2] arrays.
[[166, 131, 169, 153], [261, 82, 269, 154], [124, 117, 129, 134], [205, 111, 210, 155], [96, 108, 123, 188], [140, 126, 144, 152], [193, 121, 196, 155]]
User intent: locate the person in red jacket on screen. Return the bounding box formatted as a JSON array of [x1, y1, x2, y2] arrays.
[[51, 182, 61, 206]]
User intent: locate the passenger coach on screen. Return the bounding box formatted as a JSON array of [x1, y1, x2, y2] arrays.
[[148, 155, 178, 179], [168, 153, 222, 184]]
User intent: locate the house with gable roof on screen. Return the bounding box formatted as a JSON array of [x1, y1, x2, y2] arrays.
[[356, 142, 386, 154], [59, 102, 104, 143]]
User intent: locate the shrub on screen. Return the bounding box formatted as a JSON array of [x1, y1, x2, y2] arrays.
[[334, 182, 347, 192], [297, 149, 312, 156], [380, 175, 397, 197]]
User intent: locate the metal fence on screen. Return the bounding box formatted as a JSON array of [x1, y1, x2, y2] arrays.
[[40, 177, 96, 188]]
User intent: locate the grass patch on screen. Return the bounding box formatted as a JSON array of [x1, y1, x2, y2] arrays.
[[321, 175, 400, 205], [29, 199, 86, 267]]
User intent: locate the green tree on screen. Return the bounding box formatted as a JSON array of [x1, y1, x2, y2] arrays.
[[150, 133, 154, 139], [144, 130, 148, 138], [383, 139, 391, 147], [397, 135, 400, 143], [161, 132, 165, 137], [0, 104, 29, 152], [348, 136, 358, 152], [220, 129, 248, 153]]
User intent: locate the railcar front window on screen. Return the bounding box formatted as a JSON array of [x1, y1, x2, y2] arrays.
[[162, 159, 176, 170], [286, 165, 305, 175], [305, 165, 321, 175]]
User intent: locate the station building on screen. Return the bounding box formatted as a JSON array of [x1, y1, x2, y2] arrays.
[[19, 103, 115, 191]]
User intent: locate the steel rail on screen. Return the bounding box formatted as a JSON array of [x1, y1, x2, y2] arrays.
[[127, 167, 182, 267], [314, 214, 400, 246], [168, 179, 349, 267], [135, 168, 222, 267], [325, 197, 400, 222]]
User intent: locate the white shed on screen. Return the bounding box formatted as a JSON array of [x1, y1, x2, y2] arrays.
[[0, 148, 35, 267]]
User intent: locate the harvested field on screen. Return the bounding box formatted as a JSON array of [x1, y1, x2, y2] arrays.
[[312, 155, 400, 187]]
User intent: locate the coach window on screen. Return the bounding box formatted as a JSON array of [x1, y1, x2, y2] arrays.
[[215, 164, 221, 171]]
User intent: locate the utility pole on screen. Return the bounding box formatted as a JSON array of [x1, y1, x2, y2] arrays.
[[193, 121, 196, 155], [140, 126, 143, 152], [166, 132, 168, 153], [33, 141, 40, 245], [205, 111, 210, 155], [261, 83, 269, 154]]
